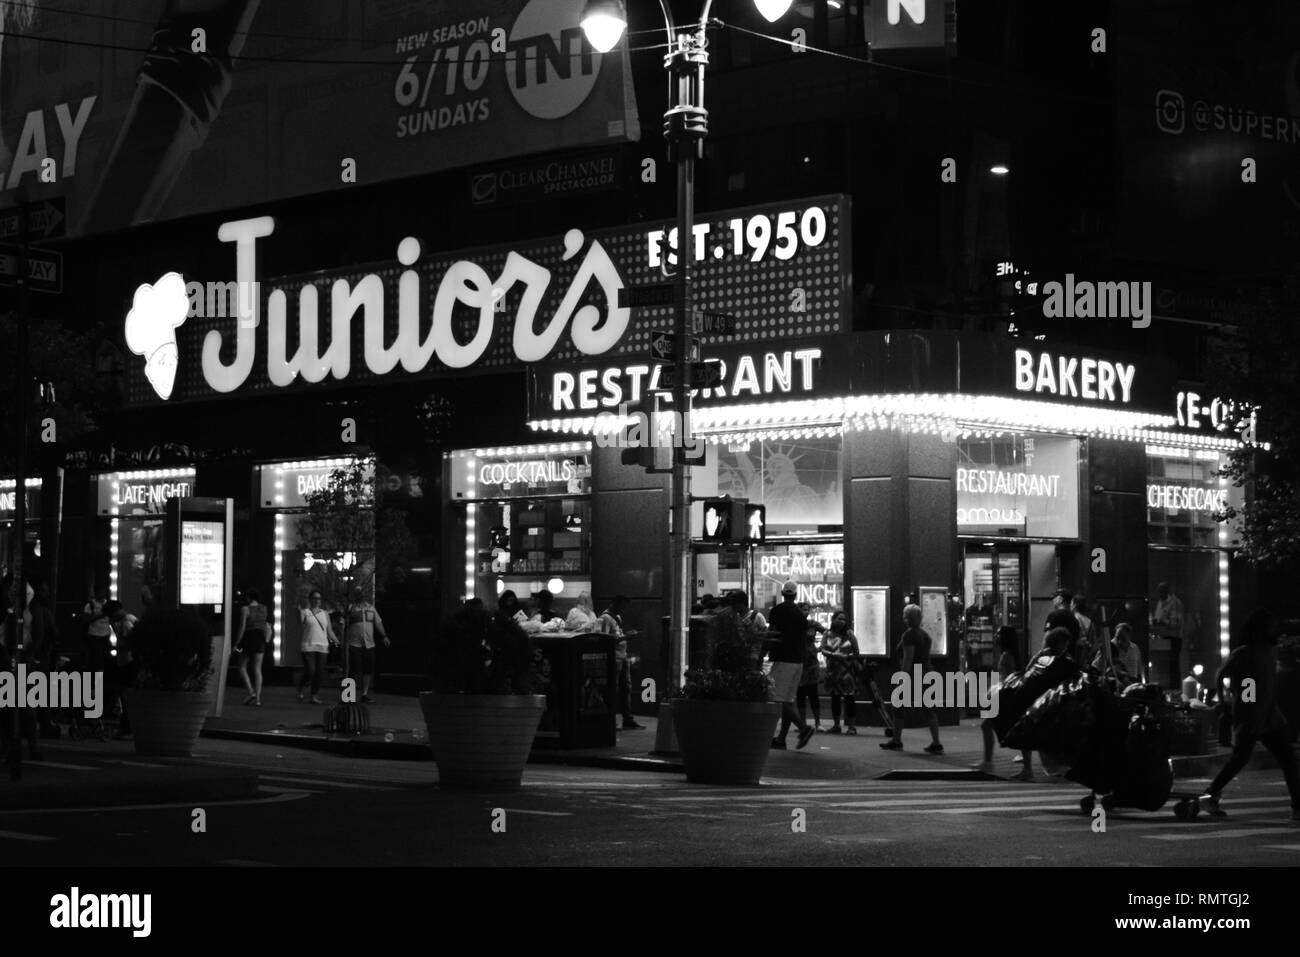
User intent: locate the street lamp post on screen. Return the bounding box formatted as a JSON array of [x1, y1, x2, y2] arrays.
[[582, 0, 791, 691]]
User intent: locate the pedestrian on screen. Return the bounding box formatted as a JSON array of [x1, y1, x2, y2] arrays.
[[797, 606, 825, 732], [1094, 621, 1146, 686], [975, 626, 1022, 773], [767, 581, 817, 750], [565, 591, 599, 632], [822, 610, 859, 734], [345, 587, 388, 704], [1, 577, 42, 773], [598, 595, 644, 730], [1071, 594, 1097, 666], [883, 604, 943, 753], [234, 588, 272, 706], [977, 626, 1073, 779], [105, 600, 138, 738], [1200, 609, 1300, 821], [22, 578, 61, 738], [298, 589, 338, 704], [1151, 581, 1188, 687]]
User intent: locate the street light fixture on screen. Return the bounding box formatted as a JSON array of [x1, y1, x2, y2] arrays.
[[580, 0, 792, 693], [579, 0, 628, 54], [989, 165, 1010, 175]]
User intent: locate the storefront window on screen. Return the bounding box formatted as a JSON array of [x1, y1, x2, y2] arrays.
[[752, 542, 844, 628], [93, 469, 196, 614], [956, 434, 1080, 539], [713, 437, 842, 535], [1146, 449, 1232, 548]]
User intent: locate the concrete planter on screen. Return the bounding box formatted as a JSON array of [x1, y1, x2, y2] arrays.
[[419, 692, 546, 789], [671, 699, 782, 786], [122, 689, 211, 757]]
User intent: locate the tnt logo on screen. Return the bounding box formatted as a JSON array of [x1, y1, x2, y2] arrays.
[[507, 0, 602, 120]]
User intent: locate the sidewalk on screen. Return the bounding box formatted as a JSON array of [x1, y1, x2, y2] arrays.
[[200, 686, 1292, 780]]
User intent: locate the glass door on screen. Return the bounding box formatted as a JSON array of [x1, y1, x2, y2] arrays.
[[961, 544, 1027, 672]]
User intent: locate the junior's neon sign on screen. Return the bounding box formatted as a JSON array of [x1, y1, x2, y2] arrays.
[[129, 216, 630, 400]]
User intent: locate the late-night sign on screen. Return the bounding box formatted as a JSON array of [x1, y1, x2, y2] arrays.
[[1013, 348, 1137, 404], [95, 475, 194, 516], [123, 195, 849, 407]]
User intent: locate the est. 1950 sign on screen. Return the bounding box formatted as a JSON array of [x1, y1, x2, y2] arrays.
[[122, 195, 848, 406]]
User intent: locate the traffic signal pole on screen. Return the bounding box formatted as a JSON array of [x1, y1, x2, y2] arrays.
[[664, 11, 711, 691]]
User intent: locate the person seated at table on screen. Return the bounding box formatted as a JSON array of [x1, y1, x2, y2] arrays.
[[565, 592, 600, 633]]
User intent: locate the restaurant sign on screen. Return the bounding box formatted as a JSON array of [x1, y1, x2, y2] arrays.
[[123, 196, 849, 407]]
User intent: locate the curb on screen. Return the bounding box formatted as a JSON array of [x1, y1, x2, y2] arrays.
[[201, 727, 434, 761], [0, 765, 260, 811]]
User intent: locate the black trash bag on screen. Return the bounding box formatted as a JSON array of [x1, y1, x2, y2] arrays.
[[1112, 709, 1174, 811], [992, 653, 1079, 742], [1121, 682, 1166, 705], [1064, 691, 1131, 793], [1004, 673, 1103, 754]]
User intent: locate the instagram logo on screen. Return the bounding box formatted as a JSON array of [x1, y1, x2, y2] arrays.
[[1155, 89, 1185, 134]]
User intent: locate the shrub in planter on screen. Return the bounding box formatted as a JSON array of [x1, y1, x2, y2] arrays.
[[121, 607, 215, 757], [421, 593, 545, 788], [667, 597, 780, 785]]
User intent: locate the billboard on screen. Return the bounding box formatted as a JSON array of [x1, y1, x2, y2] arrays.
[[121, 194, 849, 406], [0, 0, 640, 237], [1115, 0, 1300, 271]]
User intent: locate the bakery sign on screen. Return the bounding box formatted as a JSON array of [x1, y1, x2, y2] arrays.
[[122, 195, 848, 407]]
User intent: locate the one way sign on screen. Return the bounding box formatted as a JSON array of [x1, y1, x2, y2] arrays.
[[0, 244, 63, 294]]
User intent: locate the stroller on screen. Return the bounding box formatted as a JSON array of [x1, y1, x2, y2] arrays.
[[850, 656, 896, 736], [50, 654, 109, 741]]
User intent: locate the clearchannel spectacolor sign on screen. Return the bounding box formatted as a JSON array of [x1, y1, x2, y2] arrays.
[[121, 196, 848, 406]]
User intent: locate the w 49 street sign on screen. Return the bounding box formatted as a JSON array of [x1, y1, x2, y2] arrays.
[[0, 244, 62, 294]]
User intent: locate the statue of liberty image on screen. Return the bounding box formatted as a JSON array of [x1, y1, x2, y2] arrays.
[[719, 441, 839, 527]]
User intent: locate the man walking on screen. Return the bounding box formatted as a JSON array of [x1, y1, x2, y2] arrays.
[[768, 582, 816, 750], [1201, 609, 1300, 822], [345, 586, 388, 703], [883, 604, 943, 753]]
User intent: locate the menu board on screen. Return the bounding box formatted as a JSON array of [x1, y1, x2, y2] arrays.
[[919, 587, 949, 657], [852, 586, 890, 657], [180, 521, 225, 606]]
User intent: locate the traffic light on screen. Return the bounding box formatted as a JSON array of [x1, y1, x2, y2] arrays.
[[742, 504, 766, 543], [701, 498, 740, 542]]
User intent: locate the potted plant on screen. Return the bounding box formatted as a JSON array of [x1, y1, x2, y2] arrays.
[[667, 602, 780, 785], [419, 593, 546, 789], [121, 606, 215, 757]]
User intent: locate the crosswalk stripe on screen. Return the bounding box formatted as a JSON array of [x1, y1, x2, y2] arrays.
[[1260, 844, 1300, 851], [29, 759, 100, 771], [260, 774, 386, 790], [1145, 827, 1299, 841], [494, 808, 573, 817], [257, 785, 321, 795], [0, 829, 55, 842], [113, 760, 169, 768]]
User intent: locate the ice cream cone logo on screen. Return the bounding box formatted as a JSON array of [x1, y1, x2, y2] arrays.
[[125, 272, 189, 400]]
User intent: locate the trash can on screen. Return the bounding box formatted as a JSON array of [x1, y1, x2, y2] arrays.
[[530, 633, 617, 749]]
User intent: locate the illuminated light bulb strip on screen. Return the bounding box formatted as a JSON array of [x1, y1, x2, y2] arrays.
[[265, 457, 361, 472], [528, 394, 1249, 452], [104, 467, 197, 481], [465, 503, 478, 601], [1218, 551, 1231, 661], [274, 513, 285, 666], [108, 519, 121, 644], [0, 477, 42, 490], [472, 442, 590, 458], [1145, 445, 1223, 461]]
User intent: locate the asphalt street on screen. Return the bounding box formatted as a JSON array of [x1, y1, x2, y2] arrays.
[[1, 738, 1297, 866]]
